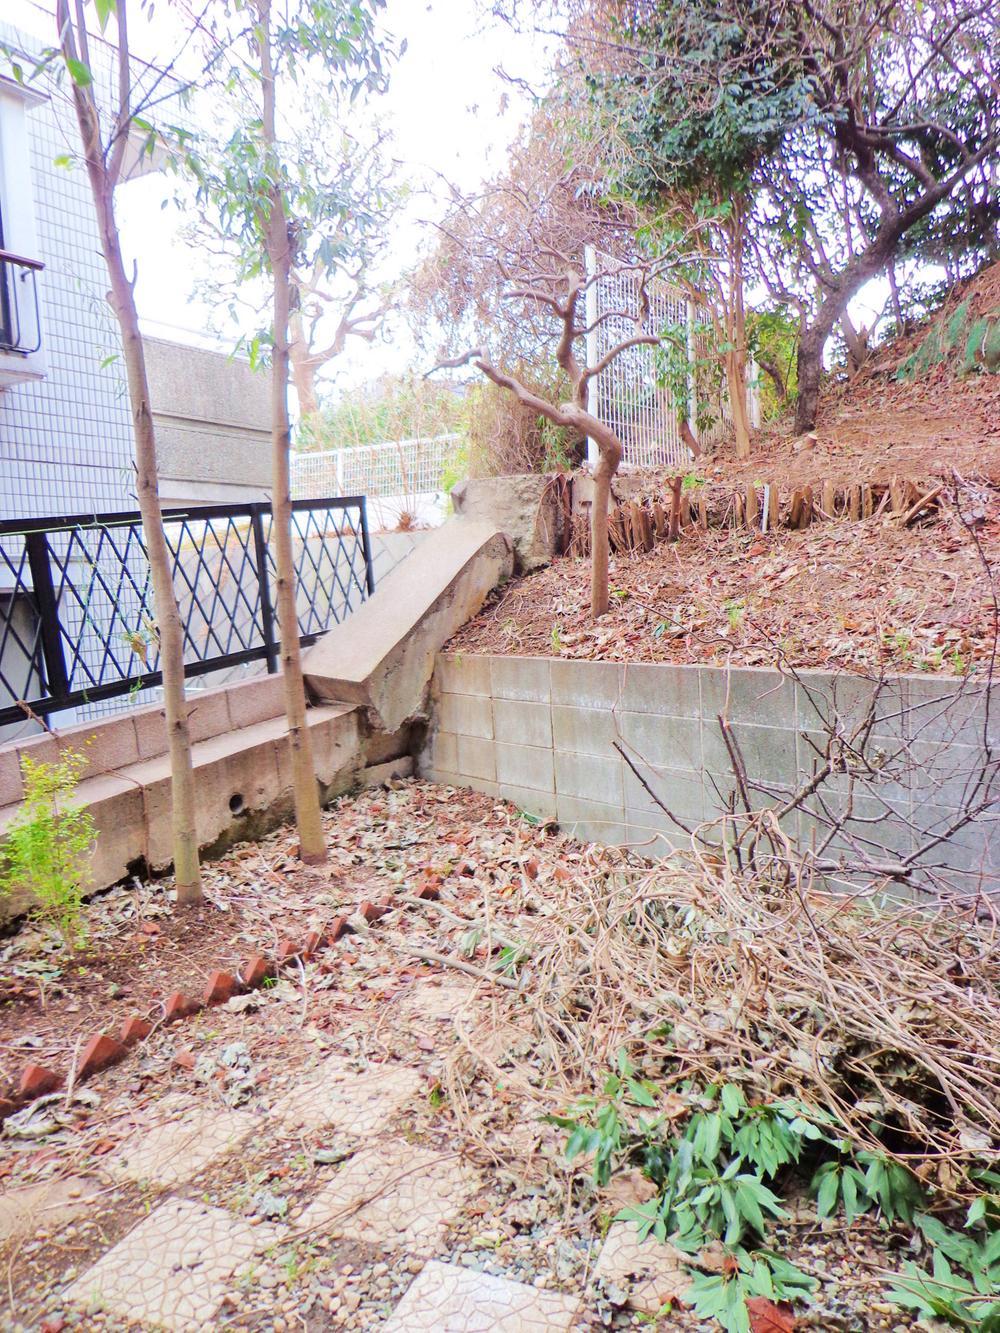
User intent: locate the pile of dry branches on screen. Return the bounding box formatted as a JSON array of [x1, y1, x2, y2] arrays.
[[443, 844, 1000, 1187]]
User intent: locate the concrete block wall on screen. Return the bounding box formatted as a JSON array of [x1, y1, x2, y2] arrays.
[[422, 654, 999, 889]]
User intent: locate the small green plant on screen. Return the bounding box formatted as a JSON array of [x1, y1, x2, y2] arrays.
[[723, 598, 746, 632], [688, 1250, 815, 1333], [0, 748, 94, 946], [550, 623, 564, 653], [812, 1158, 872, 1223], [886, 1211, 1000, 1328]]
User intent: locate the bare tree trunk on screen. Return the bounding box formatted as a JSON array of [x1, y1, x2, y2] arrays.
[[58, 0, 201, 902], [289, 310, 320, 421], [795, 317, 833, 432], [590, 452, 613, 617], [727, 211, 751, 461], [726, 350, 751, 460], [259, 3, 327, 864]]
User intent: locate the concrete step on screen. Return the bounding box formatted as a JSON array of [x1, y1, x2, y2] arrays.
[[0, 700, 364, 917]]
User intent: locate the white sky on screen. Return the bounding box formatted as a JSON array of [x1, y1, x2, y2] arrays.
[[4, 0, 550, 395]]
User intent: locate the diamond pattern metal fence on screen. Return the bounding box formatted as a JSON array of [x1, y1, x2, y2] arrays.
[[0, 496, 373, 727]]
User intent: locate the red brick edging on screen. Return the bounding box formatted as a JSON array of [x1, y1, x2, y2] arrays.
[[1, 887, 440, 1124]]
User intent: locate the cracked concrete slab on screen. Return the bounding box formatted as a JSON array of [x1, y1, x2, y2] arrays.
[[109, 1101, 255, 1187], [272, 1055, 423, 1134], [65, 1198, 262, 1331], [593, 1220, 690, 1314], [295, 1144, 478, 1253], [383, 1259, 580, 1331]]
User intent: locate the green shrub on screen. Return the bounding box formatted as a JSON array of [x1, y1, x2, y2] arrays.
[[0, 748, 94, 947]]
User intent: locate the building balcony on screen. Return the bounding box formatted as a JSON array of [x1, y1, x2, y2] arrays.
[[0, 247, 45, 386]]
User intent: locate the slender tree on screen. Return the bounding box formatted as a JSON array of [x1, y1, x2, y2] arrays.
[[53, 0, 203, 902], [434, 252, 664, 617], [189, 0, 391, 862]]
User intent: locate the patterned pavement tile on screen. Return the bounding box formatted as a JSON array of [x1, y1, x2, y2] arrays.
[[0, 1176, 102, 1243], [272, 1054, 423, 1134], [109, 1101, 254, 1187], [593, 1220, 690, 1314], [65, 1197, 262, 1331], [295, 1143, 477, 1254], [382, 1260, 580, 1331]]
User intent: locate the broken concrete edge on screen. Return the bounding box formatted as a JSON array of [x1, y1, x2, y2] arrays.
[[304, 520, 514, 733], [451, 474, 569, 574], [0, 880, 447, 1125]]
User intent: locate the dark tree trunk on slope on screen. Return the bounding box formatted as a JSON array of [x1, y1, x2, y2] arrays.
[[57, 0, 202, 902], [258, 1, 327, 864]]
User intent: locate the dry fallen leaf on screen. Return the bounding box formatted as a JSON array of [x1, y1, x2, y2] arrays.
[[746, 1296, 796, 1332]]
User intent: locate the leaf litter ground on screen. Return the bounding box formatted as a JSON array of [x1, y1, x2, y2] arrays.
[[2, 780, 981, 1330], [453, 480, 999, 677]]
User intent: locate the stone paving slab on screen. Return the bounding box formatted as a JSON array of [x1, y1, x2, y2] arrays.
[[0, 1176, 102, 1243], [109, 1100, 255, 1187], [593, 1220, 690, 1314], [295, 1143, 478, 1254], [383, 1259, 580, 1331], [65, 1197, 263, 1332], [273, 1054, 423, 1134]]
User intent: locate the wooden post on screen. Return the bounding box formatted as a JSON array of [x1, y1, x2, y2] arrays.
[[653, 501, 666, 541], [639, 506, 654, 552], [848, 484, 861, 520], [862, 484, 873, 518], [767, 486, 780, 532], [745, 483, 759, 530], [668, 475, 683, 541], [821, 479, 836, 518]]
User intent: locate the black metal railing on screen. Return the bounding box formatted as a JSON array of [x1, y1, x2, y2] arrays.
[[0, 249, 44, 356], [0, 496, 374, 727]]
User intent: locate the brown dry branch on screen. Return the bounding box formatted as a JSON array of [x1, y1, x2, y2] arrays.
[[439, 843, 1000, 1189]]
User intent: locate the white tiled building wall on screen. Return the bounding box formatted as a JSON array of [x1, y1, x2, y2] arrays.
[[0, 23, 135, 521]]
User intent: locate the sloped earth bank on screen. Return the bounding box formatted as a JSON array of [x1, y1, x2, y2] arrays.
[[1, 781, 983, 1331], [452, 478, 999, 676]]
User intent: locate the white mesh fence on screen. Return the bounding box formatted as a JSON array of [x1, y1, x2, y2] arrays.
[[585, 249, 756, 467], [292, 435, 461, 503]]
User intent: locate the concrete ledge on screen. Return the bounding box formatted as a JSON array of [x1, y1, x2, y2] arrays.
[[0, 674, 411, 919], [304, 520, 513, 732]]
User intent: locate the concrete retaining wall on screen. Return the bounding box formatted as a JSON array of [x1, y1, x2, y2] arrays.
[[421, 654, 999, 892], [144, 337, 271, 507]]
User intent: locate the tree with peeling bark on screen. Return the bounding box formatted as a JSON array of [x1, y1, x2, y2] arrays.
[[187, 0, 391, 863], [185, 101, 399, 431], [588, 0, 1000, 432], [50, 0, 204, 903], [434, 253, 664, 617]]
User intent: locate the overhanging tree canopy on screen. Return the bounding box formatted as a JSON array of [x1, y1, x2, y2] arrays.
[[589, 0, 1000, 430]]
